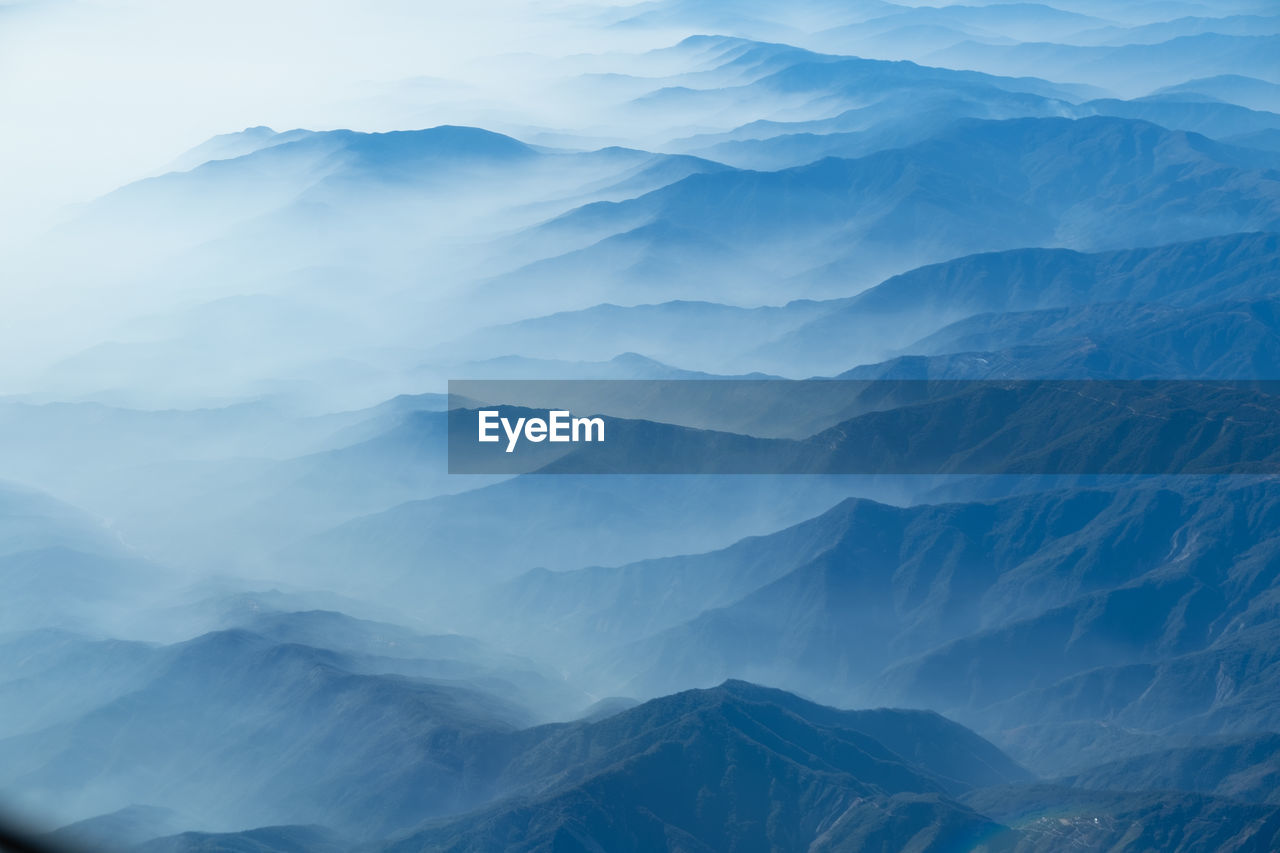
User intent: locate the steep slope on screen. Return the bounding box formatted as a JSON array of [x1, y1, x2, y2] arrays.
[[433, 232, 1278, 378], [37, 681, 1032, 852], [135, 825, 348, 853], [1155, 74, 1280, 112], [0, 482, 172, 635], [495, 118, 1280, 314], [0, 629, 532, 838], [686, 93, 1280, 170], [844, 298, 1280, 379], [1058, 733, 1280, 804], [978, 620, 1280, 773], [817, 4, 1110, 50], [65, 126, 539, 258], [110, 409, 459, 571], [0, 631, 160, 738], [480, 501, 877, 662], [927, 34, 1280, 97], [598, 480, 1280, 775], [961, 784, 1280, 852], [1068, 15, 1280, 48], [380, 681, 1025, 853], [22, 127, 744, 406], [230, 609, 586, 718], [435, 298, 841, 372], [46, 805, 190, 851], [75, 125, 722, 264], [282, 474, 873, 605], [1074, 95, 1280, 139], [754, 231, 1280, 373]]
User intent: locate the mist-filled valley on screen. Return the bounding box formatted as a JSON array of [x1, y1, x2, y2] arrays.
[[3, 0, 1280, 850]]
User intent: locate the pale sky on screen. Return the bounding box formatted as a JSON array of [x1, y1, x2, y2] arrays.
[[0, 0, 644, 244]]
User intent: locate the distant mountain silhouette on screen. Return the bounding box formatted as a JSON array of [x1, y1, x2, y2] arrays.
[[440, 233, 1280, 377], [928, 34, 1280, 97], [1070, 16, 1280, 48], [753, 232, 1280, 373], [0, 627, 532, 838], [840, 294, 1280, 379], [166, 126, 312, 172], [436, 298, 838, 372], [814, 3, 1108, 53], [136, 825, 348, 853], [500, 118, 1280, 312], [282, 474, 871, 602], [72, 678, 1280, 851], [0, 482, 169, 635], [1074, 95, 1280, 138], [1155, 74, 1280, 112]]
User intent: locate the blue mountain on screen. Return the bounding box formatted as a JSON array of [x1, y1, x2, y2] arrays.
[[380, 680, 1026, 853], [505, 118, 1280, 314], [574, 479, 1280, 780], [928, 34, 1280, 97], [135, 825, 347, 853], [0, 627, 533, 837], [436, 298, 836, 371], [844, 298, 1280, 379], [1155, 74, 1280, 112], [0, 482, 168, 635], [752, 232, 1280, 373], [10, 6, 1280, 850], [817, 3, 1111, 49], [281, 473, 872, 605], [961, 784, 1280, 851], [1074, 95, 1280, 138], [1067, 14, 1280, 47], [1058, 733, 1280, 804]]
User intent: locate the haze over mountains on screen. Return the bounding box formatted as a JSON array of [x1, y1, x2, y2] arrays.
[[2, 0, 1280, 851]]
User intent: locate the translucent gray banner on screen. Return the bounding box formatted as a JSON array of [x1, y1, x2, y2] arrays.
[[447, 380, 1280, 475]]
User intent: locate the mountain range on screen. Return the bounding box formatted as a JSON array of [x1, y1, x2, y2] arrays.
[[7, 2, 1280, 850], [33, 681, 1280, 852]]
